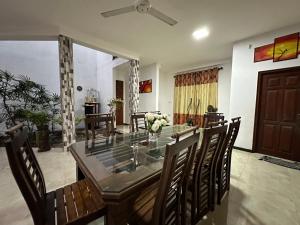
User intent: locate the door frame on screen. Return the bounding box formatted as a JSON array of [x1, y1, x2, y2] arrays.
[[252, 66, 300, 153]]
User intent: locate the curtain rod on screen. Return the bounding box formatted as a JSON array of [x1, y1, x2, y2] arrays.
[[174, 64, 223, 76]]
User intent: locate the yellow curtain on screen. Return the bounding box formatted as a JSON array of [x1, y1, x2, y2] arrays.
[[173, 68, 218, 127]]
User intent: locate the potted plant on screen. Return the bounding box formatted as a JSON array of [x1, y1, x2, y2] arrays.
[[107, 98, 123, 113], [53, 115, 85, 141], [145, 113, 169, 142], [108, 98, 123, 127], [26, 111, 51, 152], [207, 105, 218, 112]]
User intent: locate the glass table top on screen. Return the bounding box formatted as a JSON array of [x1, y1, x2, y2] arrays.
[[71, 125, 200, 195]]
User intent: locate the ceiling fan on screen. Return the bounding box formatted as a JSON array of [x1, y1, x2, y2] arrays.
[[101, 0, 178, 26]]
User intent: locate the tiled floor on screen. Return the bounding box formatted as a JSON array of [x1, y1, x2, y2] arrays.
[[0, 147, 299, 225]]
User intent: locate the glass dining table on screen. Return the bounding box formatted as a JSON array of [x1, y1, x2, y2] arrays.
[[70, 125, 201, 225]]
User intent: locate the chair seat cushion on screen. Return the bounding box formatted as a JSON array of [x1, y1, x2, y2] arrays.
[[129, 182, 159, 225], [46, 178, 106, 225]]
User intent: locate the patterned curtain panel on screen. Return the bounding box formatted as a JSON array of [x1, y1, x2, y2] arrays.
[[129, 59, 140, 116], [58, 35, 76, 151], [173, 68, 218, 127]]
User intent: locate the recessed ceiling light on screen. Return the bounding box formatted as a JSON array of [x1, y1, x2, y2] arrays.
[[192, 27, 209, 40]]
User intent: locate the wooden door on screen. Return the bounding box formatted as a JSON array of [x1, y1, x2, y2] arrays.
[[116, 80, 124, 125], [254, 67, 300, 161]]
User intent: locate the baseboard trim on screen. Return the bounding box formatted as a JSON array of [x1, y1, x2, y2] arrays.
[[234, 146, 253, 153]]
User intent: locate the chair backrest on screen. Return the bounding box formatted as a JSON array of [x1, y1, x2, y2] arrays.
[[203, 113, 225, 128], [131, 113, 147, 132], [223, 117, 241, 154], [217, 117, 241, 197], [5, 123, 47, 225], [217, 117, 241, 171], [192, 123, 227, 217], [297, 115, 300, 155], [198, 123, 228, 173], [209, 120, 228, 168], [153, 132, 200, 225], [171, 126, 198, 142], [85, 114, 115, 141]]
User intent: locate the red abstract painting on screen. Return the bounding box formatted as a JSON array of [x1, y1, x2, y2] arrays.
[[273, 33, 299, 62], [139, 79, 152, 93], [254, 44, 274, 62]]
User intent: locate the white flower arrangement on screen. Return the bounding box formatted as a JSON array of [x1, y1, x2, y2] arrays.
[[145, 113, 170, 133]]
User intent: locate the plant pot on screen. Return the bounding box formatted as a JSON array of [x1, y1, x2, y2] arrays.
[[36, 125, 51, 152]]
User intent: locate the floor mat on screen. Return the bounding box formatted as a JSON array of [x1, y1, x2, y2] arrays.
[[259, 155, 300, 170]]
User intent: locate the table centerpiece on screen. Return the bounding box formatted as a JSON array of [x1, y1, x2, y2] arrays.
[[145, 113, 169, 142]]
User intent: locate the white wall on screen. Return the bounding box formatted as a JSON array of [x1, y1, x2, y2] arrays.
[[73, 44, 98, 116], [230, 23, 300, 150], [96, 52, 114, 113], [159, 70, 174, 124], [97, 54, 129, 114], [139, 63, 160, 112], [158, 61, 232, 125], [113, 63, 161, 124], [0, 41, 60, 94], [0, 41, 60, 133], [218, 61, 232, 119], [113, 62, 130, 124], [0, 41, 127, 131]]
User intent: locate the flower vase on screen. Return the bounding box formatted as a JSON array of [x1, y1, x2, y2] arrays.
[[149, 131, 161, 142]]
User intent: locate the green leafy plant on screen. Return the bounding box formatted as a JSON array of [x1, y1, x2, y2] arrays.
[[107, 98, 123, 113], [54, 115, 84, 127], [0, 69, 61, 131], [0, 70, 17, 124], [25, 111, 50, 129], [75, 116, 84, 126], [207, 105, 218, 112]]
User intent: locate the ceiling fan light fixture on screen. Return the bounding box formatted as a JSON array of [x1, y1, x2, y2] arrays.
[[135, 0, 151, 13], [101, 0, 178, 26], [192, 27, 210, 40]]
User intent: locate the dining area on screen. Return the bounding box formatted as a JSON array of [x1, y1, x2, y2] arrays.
[[4, 111, 241, 225]]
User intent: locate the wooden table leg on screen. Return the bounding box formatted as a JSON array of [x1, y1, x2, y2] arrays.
[[76, 163, 85, 181], [106, 204, 128, 225], [105, 197, 135, 225]]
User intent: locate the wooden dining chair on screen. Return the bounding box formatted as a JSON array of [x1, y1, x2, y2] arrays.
[[203, 113, 225, 128], [129, 132, 200, 225], [171, 126, 199, 142], [216, 117, 241, 204], [131, 113, 147, 132], [5, 123, 106, 225], [85, 114, 115, 141], [188, 123, 227, 225]]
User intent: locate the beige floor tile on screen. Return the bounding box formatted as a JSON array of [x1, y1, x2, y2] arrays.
[[1, 148, 300, 225]]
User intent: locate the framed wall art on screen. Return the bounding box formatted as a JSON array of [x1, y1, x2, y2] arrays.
[[254, 44, 274, 62], [139, 79, 152, 93], [273, 32, 299, 62]]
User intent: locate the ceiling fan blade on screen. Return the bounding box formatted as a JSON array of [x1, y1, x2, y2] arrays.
[[148, 7, 178, 26], [101, 5, 136, 17]]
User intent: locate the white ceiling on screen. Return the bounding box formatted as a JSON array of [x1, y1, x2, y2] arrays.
[[1, 0, 300, 72]]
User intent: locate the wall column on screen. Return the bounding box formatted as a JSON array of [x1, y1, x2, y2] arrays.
[[58, 35, 76, 151], [128, 59, 140, 117]]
